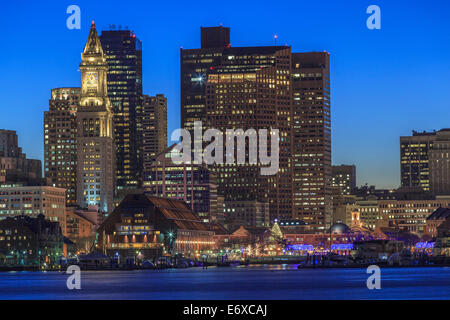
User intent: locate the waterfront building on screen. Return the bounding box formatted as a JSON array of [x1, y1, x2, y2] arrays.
[[0, 130, 42, 185], [332, 165, 356, 195], [76, 21, 115, 214], [0, 214, 64, 266], [65, 207, 97, 252], [283, 223, 386, 255], [214, 225, 271, 254], [333, 195, 381, 231], [333, 203, 360, 226], [142, 145, 217, 223], [400, 130, 435, 191], [379, 198, 450, 236], [141, 94, 167, 174], [424, 207, 450, 239], [44, 88, 80, 205], [355, 198, 381, 230], [0, 184, 66, 231], [433, 217, 450, 256], [97, 193, 214, 259], [100, 28, 143, 190]]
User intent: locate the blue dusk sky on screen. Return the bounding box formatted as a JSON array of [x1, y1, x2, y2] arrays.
[[0, 0, 449, 189]]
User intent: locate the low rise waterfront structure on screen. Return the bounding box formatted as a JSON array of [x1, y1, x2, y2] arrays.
[[65, 207, 98, 252], [0, 214, 64, 267], [97, 193, 215, 259], [424, 207, 450, 240]]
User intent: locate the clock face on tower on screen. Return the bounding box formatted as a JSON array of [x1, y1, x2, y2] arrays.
[[86, 72, 98, 86]]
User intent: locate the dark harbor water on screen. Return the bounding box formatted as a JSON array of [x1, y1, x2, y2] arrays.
[[0, 265, 449, 300]]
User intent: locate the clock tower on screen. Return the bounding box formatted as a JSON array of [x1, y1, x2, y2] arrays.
[[76, 21, 115, 214]]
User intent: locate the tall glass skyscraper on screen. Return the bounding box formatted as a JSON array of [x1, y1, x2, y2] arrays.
[[100, 28, 143, 190]]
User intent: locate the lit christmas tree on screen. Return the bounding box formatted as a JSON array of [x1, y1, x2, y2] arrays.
[[270, 221, 284, 243]]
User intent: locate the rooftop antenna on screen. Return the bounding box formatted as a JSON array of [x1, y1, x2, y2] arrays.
[[274, 34, 278, 47]]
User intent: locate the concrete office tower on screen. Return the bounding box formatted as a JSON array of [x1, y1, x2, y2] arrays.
[[44, 87, 80, 204], [76, 21, 115, 214], [141, 94, 167, 173], [292, 52, 332, 232], [332, 165, 356, 195], [0, 130, 42, 185], [400, 130, 436, 191], [100, 28, 143, 190]]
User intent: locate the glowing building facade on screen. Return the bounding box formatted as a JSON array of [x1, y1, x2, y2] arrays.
[[181, 27, 333, 229], [44, 88, 79, 205], [292, 52, 332, 232], [76, 21, 115, 213], [332, 165, 356, 195], [400, 130, 435, 191]]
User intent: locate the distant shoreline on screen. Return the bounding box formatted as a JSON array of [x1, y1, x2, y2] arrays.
[[1, 263, 449, 272]]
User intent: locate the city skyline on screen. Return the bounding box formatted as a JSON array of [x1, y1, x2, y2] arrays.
[[1, 1, 450, 189]]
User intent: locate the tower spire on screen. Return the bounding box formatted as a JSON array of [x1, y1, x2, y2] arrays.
[[83, 20, 103, 56]]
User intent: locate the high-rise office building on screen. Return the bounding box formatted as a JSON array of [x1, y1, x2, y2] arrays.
[[429, 129, 450, 195], [291, 52, 332, 232], [400, 130, 436, 191], [141, 94, 167, 173], [204, 48, 293, 221], [100, 28, 143, 190], [181, 27, 294, 222], [332, 165, 356, 195], [180, 26, 231, 136], [181, 27, 332, 228], [0, 130, 42, 185], [76, 21, 115, 213], [44, 88, 79, 204]]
